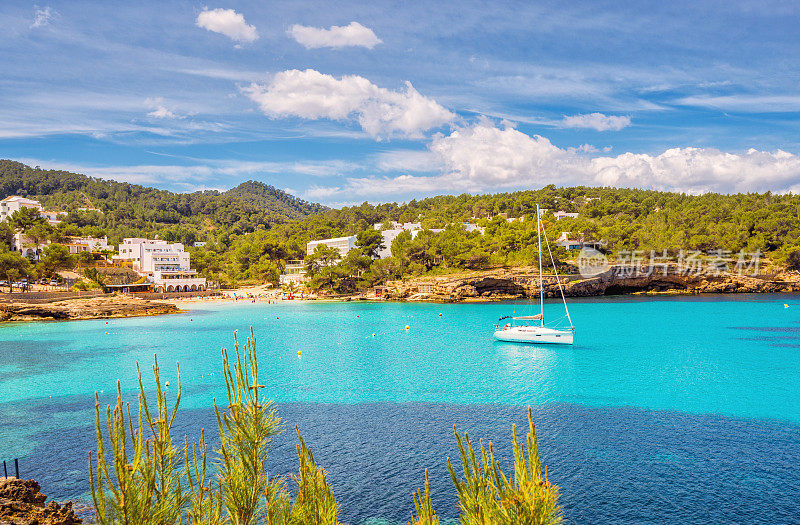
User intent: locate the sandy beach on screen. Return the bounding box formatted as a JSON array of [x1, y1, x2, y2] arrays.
[[158, 284, 308, 305]]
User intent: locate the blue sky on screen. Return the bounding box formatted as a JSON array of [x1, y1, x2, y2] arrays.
[[1, 1, 800, 205]]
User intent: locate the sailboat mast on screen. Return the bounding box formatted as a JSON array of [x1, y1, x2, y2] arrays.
[[536, 204, 544, 326]]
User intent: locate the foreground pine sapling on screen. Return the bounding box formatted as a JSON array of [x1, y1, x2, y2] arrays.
[[410, 469, 439, 525], [89, 357, 186, 525], [214, 328, 282, 524], [286, 428, 339, 524], [411, 406, 561, 525]]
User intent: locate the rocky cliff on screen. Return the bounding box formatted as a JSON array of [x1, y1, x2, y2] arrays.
[[384, 266, 800, 302], [0, 478, 81, 525], [0, 295, 180, 322]]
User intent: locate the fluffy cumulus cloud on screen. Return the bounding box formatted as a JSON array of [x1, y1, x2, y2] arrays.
[[429, 123, 579, 187], [590, 147, 800, 192], [242, 69, 455, 139], [196, 8, 258, 43], [561, 112, 631, 131], [304, 122, 800, 200], [433, 124, 800, 193], [288, 21, 381, 49]]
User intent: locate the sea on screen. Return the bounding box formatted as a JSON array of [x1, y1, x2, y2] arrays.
[[1, 294, 799, 523]]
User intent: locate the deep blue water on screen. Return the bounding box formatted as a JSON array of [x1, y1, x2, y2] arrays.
[[1, 295, 800, 523]]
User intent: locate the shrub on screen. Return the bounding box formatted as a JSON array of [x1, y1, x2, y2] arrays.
[[89, 328, 341, 525], [88, 329, 560, 524]]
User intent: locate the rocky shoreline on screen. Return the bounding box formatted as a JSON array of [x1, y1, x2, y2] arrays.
[[0, 294, 181, 322], [384, 265, 800, 302], [0, 477, 82, 525]]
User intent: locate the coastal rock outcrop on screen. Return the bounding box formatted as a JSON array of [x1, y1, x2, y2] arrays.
[[0, 478, 81, 525], [0, 294, 180, 322], [384, 266, 800, 302]]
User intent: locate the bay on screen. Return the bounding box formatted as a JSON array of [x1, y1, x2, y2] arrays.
[[1, 294, 799, 523]]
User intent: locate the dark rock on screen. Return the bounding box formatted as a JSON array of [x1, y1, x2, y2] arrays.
[[0, 478, 82, 525]]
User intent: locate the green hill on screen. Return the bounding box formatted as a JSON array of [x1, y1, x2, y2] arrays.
[[4, 158, 800, 290], [0, 160, 326, 241], [223, 180, 325, 219]]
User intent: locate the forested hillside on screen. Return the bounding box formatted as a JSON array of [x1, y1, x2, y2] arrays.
[[190, 185, 800, 288], [3, 159, 800, 290], [0, 160, 325, 243]]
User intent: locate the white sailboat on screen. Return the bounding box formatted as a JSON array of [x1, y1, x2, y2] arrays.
[[493, 204, 575, 345]]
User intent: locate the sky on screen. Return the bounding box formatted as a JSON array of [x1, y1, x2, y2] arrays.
[[1, 1, 800, 206]]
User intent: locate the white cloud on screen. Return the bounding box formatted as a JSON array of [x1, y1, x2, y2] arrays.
[[589, 147, 800, 192], [430, 122, 578, 187], [561, 113, 631, 131], [241, 69, 455, 139], [303, 122, 800, 200], [170, 66, 265, 82], [30, 5, 54, 28], [567, 144, 600, 154], [148, 107, 175, 119], [145, 97, 179, 119], [196, 8, 258, 44], [288, 21, 382, 49], [676, 94, 800, 112]]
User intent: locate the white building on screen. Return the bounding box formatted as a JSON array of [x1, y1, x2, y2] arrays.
[[375, 226, 445, 259], [555, 232, 583, 250], [64, 236, 113, 255], [306, 236, 357, 258], [462, 222, 485, 234], [373, 221, 426, 259], [41, 210, 65, 225], [553, 211, 579, 220], [555, 232, 602, 251], [279, 260, 307, 286], [11, 232, 49, 257], [0, 196, 63, 225], [10, 233, 112, 259], [373, 221, 422, 231], [115, 238, 206, 292], [115, 238, 183, 271], [0, 196, 43, 221], [376, 229, 405, 259]]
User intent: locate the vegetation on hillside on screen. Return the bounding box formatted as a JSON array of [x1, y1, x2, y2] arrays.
[[0, 160, 325, 242], [90, 329, 560, 524], [3, 160, 800, 290], [189, 187, 800, 291]]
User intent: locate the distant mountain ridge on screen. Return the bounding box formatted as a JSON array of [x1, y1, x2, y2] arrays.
[[0, 160, 326, 236]]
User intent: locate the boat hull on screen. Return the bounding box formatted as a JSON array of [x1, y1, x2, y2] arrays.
[[493, 326, 573, 344]]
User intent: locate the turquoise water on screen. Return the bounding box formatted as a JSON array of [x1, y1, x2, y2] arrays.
[[1, 295, 800, 523]]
